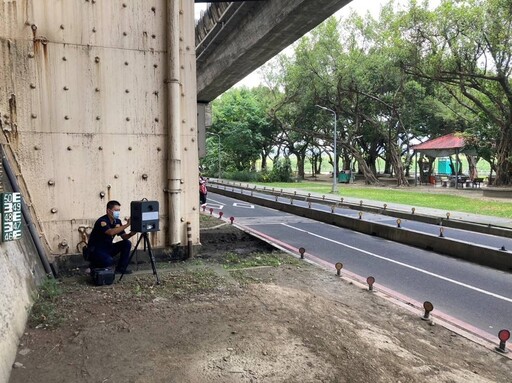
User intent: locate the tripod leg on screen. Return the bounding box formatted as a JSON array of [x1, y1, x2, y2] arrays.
[[118, 234, 143, 282], [144, 234, 160, 284]]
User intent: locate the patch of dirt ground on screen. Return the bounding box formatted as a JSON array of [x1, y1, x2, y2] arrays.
[[9, 222, 512, 383]]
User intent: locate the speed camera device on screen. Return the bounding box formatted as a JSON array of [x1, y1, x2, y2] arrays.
[[130, 200, 159, 233]]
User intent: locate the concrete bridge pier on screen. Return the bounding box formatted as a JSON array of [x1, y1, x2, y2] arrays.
[[0, 1, 199, 379]]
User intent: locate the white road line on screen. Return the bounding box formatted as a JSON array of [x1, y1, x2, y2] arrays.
[[282, 223, 512, 304]]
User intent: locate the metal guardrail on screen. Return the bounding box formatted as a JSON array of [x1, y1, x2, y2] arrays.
[[195, 2, 245, 61], [209, 180, 512, 238], [207, 180, 512, 272]]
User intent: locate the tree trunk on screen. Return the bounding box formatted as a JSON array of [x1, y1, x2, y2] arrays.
[[465, 154, 478, 181], [389, 141, 408, 186], [342, 153, 351, 171], [403, 152, 413, 177], [495, 127, 512, 186], [448, 157, 456, 175], [384, 156, 392, 175], [366, 150, 378, 176], [345, 145, 379, 184], [384, 146, 392, 174], [307, 156, 315, 177], [417, 155, 434, 184], [296, 154, 305, 179], [315, 154, 322, 175], [261, 152, 267, 171]]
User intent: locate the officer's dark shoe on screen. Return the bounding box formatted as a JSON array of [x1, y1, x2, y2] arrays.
[[115, 268, 133, 275]]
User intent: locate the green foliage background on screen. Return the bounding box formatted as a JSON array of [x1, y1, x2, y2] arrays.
[[201, 0, 512, 185]]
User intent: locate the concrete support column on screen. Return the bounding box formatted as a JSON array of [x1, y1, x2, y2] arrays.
[[181, 0, 201, 247], [166, 0, 182, 245], [166, 0, 199, 247]]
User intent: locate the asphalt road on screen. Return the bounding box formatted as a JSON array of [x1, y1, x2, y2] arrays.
[[205, 192, 512, 339], [227, 187, 512, 249]]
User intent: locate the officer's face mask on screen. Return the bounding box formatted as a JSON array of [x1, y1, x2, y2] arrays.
[[112, 210, 121, 220]]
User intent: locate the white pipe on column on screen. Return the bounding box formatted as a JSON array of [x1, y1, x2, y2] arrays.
[[166, 0, 182, 245]]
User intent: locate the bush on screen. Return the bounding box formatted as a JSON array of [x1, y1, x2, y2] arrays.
[[268, 159, 293, 182], [258, 169, 272, 182], [221, 160, 294, 183], [223, 170, 260, 182]]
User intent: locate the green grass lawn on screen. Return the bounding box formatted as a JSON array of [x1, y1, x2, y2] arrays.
[[255, 182, 512, 218]]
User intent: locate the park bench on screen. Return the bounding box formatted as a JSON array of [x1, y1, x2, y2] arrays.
[[440, 176, 449, 187], [472, 177, 484, 188]]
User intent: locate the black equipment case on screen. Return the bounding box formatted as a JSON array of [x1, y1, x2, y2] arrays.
[[91, 268, 115, 286]]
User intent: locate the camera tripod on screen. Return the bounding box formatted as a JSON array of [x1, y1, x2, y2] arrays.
[[119, 232, 160, 284]]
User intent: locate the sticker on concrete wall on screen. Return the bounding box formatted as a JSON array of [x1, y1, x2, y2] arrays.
[[1, 192, 22, 242]]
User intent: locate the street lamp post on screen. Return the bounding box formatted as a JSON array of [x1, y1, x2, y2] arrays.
[[316, 105, 337, 193], [208, 133, 221, 179]]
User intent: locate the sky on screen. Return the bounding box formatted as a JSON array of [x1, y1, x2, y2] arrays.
[[194, 0, 440, 88]]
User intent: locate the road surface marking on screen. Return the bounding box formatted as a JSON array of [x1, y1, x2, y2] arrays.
[[233, 202, 255, 209], [204, 202, 224, 210], [282, 223, 512, 304]]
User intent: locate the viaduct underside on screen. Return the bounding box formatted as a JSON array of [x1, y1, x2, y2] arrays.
[[196, 0, 353, 103]]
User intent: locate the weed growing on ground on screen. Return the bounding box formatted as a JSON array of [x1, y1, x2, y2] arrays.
[[28, 277, 63, 329], [188, 258, 205, 266], [200, 213, 225, 229], [229, 269, 264, 286], [123, 268, 226, 300], [170, 268, 224, 295], [222, 251, 301, 269]]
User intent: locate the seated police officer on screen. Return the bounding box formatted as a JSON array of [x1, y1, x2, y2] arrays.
[[88, 200, 136, 274]]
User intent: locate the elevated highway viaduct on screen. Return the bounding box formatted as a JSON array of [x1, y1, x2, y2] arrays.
[[195, 0, 353, 102]]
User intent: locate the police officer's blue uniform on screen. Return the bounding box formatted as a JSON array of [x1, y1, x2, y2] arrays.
[[88, 214, 131, 272]]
